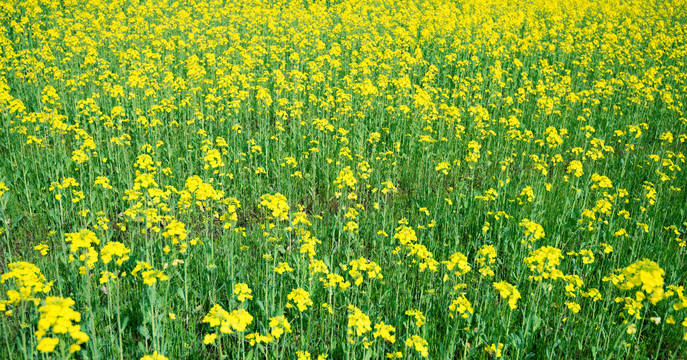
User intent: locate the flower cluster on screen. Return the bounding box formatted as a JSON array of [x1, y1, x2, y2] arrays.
[[347, 305, 372, 338], [0, 261, 52, 311], [203, 304, 254, 343], [347, 258, 383, 285], [65, 229, 100, 273], [287, 288, 313, 312], [35, 297, 89, 354], [448, 295, 474, 319], [234, 283, 253, 302], [606, 259, 665, 305], [260, 193, 290, 221], [493, 281, 521, 310], [524, 246, 564, 281]]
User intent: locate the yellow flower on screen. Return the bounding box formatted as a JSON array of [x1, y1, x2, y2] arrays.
[[308, 260, 329, 275], [322, 273, 350, 290], [140, 351, 169, 360], [608, 259, 665, 305], [485, 343, 504, 357], [579, 249, 594, 264], [292, 211, 311, 227], [33, 244, 49, 256], [394, 225, 417, 245], [296, 351, 311, 360], [275, 262, 295, 274], [582, 288, 603, 301], [203, 304, 253, 334], [36, 337, 59, 353], [348, 258, 383, 285], [161, 220, 188, 243], [93, 176, 113, 189], [333, 167, 357, 189], [566, 301, 581, 313], [269, 315, 291, 339], [1, 261, 52, 306], [100, 241, 131, 265], [343, 221, 359, 233], [405, 309, 426, 327], [246, 332, 274, 346], [405, 243, 439, 272], [523, 246, 564, 281], [476, 245, 497, 277], [35, 297, 88, 354], [519, 219, 545, 242], [203, 333, 217, 345], [65, 229, 100, 269], [405, 335, 429, 357], [435, 161, 451, 174], [287, 288, 313, 312], [600, 243, 613, 254], [99, 271, 116, 284], [234, 283, 253, 302], [493, 282, 521, 310], [203, 148, 225, 169], [260, 193, 290, 221], [321, 303, 333, 314], [591, 174, 613, 189], [141, 269, 169, 286], [373, 322, 396, 343], [567, 160, 583, 178], [448, 295, 474, 319], [347, 305, 372, 338], [442, 251, 471, 276]]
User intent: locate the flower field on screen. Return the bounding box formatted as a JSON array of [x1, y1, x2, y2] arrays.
[[1, 0, 687, 358]]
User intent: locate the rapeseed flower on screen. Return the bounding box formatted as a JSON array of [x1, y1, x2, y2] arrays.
[[269, 315, 291, 339], [524, 246, 564, 281], [1, 261, 52, 308], [405, 335, 429, 357], [607, 259, 665, 305], [260, 193, 290, 221], [275, 262, 295, 274], [287, 288, 313, 312], [140, 352, 168, 360], [347, 305, 372, 338], [100, 241, 131, 265], [348, 258, 383, 285], [493, 281, 521, 309], [476, 245, 497, 277], [373, 322, 396, 343], [65, 229, 100, 271], [203, 304, 253, 334], [443, 252, 471, 276], [486, 343, 504, 357], [35, 297, 89, 354], [405, 309, 426, 327], [449, 295, 474, 319], [394, 225, 417, 245], [234, 283, 253, 302]]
